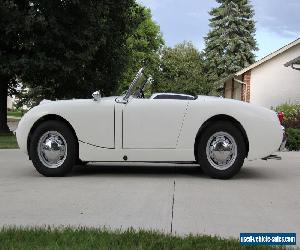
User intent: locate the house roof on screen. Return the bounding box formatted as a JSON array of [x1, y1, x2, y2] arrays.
[[236, 37, 300, 75], [216, 37, 300, 86]]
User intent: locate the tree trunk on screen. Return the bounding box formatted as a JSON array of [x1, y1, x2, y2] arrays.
[[0, 74, 11, 134]]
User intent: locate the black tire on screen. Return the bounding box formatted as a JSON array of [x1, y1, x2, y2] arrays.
[[197, 121, 246, 179], [29, 120, 77, 177]]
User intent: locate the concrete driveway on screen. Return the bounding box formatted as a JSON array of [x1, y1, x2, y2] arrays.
[[0, 149, 299, 242]]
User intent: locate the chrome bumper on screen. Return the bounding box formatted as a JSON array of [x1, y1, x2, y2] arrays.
[[262, 126, 286, 161], [279, 125, 287, 151]]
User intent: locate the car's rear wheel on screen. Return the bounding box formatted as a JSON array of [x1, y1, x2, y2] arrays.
[[29, 120, 77, 177], [197, 121, 246, 179]]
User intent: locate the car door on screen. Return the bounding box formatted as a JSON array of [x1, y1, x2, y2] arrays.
[[122, 98, 189, 149], [62, 99, 115, 149]]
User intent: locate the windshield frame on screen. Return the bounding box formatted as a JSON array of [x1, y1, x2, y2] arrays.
[[122, 67, 154, 102]]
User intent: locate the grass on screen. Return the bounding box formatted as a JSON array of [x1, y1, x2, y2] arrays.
[[0, 227, 289, 250], [0, 133, 19, 149], [7, 110, 23, 118]]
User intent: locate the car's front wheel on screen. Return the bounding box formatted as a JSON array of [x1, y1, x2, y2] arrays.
[[29, 120, 77, 177], [197, 121, 246, 179]]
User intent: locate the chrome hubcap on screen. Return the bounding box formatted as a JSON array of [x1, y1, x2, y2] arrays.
[[206, 132, 237, 170], [37, 131, 67, 168]]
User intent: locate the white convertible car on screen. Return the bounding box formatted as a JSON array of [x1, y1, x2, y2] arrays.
[[16, 68, 286, 179]]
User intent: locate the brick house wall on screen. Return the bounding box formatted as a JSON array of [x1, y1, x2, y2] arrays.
[[241, 70, 251, 102]]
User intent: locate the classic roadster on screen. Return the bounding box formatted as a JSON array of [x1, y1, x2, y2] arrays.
[[16, 68, 285, 179]]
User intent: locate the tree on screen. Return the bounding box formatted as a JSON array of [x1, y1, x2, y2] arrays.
[[0, 0, 140, 133], [0, 0, 25, 133], [204, 0, 257, 85], [154, 42, 211, 96], [117, 6, 164, 94], [22, 0, 143, 98]]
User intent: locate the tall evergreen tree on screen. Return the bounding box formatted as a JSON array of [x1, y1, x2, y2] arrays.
[[204, 0, 258, 84]]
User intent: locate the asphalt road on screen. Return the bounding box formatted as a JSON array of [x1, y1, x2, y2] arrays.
[[0, 149, 299, 242]]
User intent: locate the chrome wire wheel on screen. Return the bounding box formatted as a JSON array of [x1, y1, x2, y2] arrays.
[[205, 131, 237, 171], [37, 131, 68, 169]]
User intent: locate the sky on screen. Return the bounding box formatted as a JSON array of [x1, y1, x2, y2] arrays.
[[138, 0, 300, 60]]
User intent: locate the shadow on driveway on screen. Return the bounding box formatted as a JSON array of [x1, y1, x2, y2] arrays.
[[71, 164, 202, 178], [69, 163, 277, 181]]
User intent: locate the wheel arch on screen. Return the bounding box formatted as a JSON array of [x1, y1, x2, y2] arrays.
[[27, 114, 79, 158], [194, 114, 249, 162]]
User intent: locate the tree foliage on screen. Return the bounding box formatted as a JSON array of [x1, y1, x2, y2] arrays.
[[204, 0, 257, 84], [0, 0, 142, 132], [154, 42, 211, 96], [117, 6, 164, 94], [0, 0, 260, 134], [22, 0, 142, 98], [0, 0, 26, 132]]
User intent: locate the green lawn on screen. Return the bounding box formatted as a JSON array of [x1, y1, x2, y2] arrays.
[[0, 133, 19, 149], [0, 227, 288, 250], [7, 110, 23, 118]]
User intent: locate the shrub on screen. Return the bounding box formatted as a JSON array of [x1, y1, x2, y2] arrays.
[[284, 113, 300, 129], [276, 103, 300, 119], [286, 128, 300, 151], [276, 103, 300, 129]]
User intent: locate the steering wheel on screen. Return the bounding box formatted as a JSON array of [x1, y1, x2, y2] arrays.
[[136, 90, 145, 99]]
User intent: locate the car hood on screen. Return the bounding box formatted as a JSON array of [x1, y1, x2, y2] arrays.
[[39, 96, 118, 106]]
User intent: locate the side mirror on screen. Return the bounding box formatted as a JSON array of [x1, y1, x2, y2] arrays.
[[92, 91, 101, 101]]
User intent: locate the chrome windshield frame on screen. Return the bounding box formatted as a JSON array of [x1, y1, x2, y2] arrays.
[[115, 67, 153, 104], [123, 67, 144, 102]]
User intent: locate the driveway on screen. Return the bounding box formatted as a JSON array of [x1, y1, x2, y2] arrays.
[[0, 149, 299, 242]]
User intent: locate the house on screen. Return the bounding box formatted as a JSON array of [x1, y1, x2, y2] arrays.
[[284, 56, 300, 71], [7, 84, 29, 110], [7, 96, 15, 110], [221, 38, 300, 108]]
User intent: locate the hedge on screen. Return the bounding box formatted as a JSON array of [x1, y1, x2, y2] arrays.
[[276, 103, 300, 129], [286, 128, 300, 151]]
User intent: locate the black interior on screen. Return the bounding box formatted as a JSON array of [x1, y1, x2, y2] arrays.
[[153, 94, 197, 100]]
